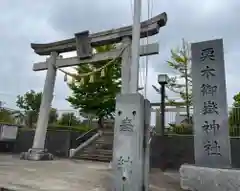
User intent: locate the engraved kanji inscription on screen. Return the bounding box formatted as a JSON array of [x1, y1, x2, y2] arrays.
[[202, 101, 219, 115], [201, 66, 216, 79], [117, 156, 132, 166], [120, 117, 134, 132], [200, 48, 215, 62], [200, 84, 217, 96], [202, 120, 220, 135], [204, 140, 221, 156]]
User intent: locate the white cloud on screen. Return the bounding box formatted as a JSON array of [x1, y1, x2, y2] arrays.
[[0, 0, 239, 112]]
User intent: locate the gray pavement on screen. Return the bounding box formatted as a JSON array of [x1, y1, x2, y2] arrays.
[[0, 154, 182, 191]]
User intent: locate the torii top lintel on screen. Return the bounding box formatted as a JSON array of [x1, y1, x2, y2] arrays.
[[31, 12, 167, 56]]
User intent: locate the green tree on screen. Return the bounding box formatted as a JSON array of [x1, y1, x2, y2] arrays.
[[232, 92, 240, 107], [16, 90, 41, 128], [229, 92, 240, 129], [49, 108, 58, 124], [16, 90, 58, 127], [0, 108, 15, 123], [58, 112, 79, 126], [166, 39, 192, 123], [67, 44, 121, 128], [16, 90, 42, 112]]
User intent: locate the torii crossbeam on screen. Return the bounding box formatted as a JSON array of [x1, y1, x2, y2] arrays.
[[31, 13, 166, 55]]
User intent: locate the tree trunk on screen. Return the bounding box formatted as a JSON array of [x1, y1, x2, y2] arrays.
[[98, 117, 104, 129], [185, 65, 190, 124], [182, 39, 190, 124], [27, 111, 33, 128]]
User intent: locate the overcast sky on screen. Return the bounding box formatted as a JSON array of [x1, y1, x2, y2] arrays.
[[0, 0, 239, 111]]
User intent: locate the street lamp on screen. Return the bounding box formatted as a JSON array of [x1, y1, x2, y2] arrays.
[[158, 74, 168, 136]]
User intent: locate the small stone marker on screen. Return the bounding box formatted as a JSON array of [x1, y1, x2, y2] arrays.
[[191, 39, 231, 168]]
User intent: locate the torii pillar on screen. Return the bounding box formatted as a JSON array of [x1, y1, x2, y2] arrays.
[[20, 52, 58, 160]]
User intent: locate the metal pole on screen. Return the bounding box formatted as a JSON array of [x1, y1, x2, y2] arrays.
[[185, 63, 190, 124], [130, 0, 142, 93], [121, 37, 131, 94], [113, 1, 145, 190], [160, 84, 165, 136]]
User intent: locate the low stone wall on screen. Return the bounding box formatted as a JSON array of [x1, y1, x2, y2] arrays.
[[150, 135, 240, 170], [3, 129, 240, 170], [150, 135, 194, 170], [13, 129, 82, 157]]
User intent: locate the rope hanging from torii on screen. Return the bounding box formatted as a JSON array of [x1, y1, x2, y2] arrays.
[[58, 44, 129, 85]]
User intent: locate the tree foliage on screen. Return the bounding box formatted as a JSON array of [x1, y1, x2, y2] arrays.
[[166, 39, 192, 104], [166, 39, 192, 123], [0, 108, 15, 123], [16, 90, 42, 112], [229, 92, 240, 127], [16, 90, 58, 127], [58, 112, 79, 126], [232, 92, 240, 108], [67, 44, 121, 123], [49, 108, 58, 124]]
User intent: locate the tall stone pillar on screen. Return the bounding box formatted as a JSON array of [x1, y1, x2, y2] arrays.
[[20, 52, 58, 160]]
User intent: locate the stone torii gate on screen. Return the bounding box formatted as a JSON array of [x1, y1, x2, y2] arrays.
[[21, 12, 167, 190]]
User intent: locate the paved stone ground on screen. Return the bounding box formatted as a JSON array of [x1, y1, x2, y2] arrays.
[[0, 154, 182, 191]]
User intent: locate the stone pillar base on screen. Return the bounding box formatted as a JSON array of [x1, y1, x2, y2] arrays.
[[20, 149, 54, 161], [180, 164, 237, 191]]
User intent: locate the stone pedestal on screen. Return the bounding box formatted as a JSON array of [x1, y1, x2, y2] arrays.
[[112, 93, 145, 191], [20, 149, 54, 161], [180, 164, 239, 191]]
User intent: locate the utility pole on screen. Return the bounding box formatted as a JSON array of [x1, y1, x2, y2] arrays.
[[130, 0, 142, 93], [113, 0, 151, 190]]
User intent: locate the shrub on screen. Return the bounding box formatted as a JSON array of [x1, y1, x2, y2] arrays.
[[47, 124, 92, 132], [229, 126, 240, 137], [20, 124, 92, 133], [169, 123, 193, 135]]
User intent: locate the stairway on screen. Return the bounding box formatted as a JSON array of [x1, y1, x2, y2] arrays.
[[73, 130, 114, 162]]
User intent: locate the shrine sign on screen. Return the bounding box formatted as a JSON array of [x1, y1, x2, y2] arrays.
[[191, 39, 231, 168]]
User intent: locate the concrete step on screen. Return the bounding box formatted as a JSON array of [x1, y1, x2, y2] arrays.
[[94, 143, 113, 148], [80, 153, 112, 158], [82, 149, 113, 155], [96, 138, 113, 142], [76, 154, 112, 162], [94, 146, 112, 150], [95, 141, 113, 144], [97, 136, 113, 139], [97, 140, 113, 143], [72, 131, 114, 162], [100, 131, 113, 134], [94, 141, 113, 145], [102, 133, 114, 136], [83, 148, 112, 152]]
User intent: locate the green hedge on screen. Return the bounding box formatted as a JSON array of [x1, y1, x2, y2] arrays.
[[48, 124, 92, 132], [229, 126, 240, 137], [229, 108, 240, 126], [169, 123, 240, 137], [169, 124, 193, 135], [19, 124, 92, 133]]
